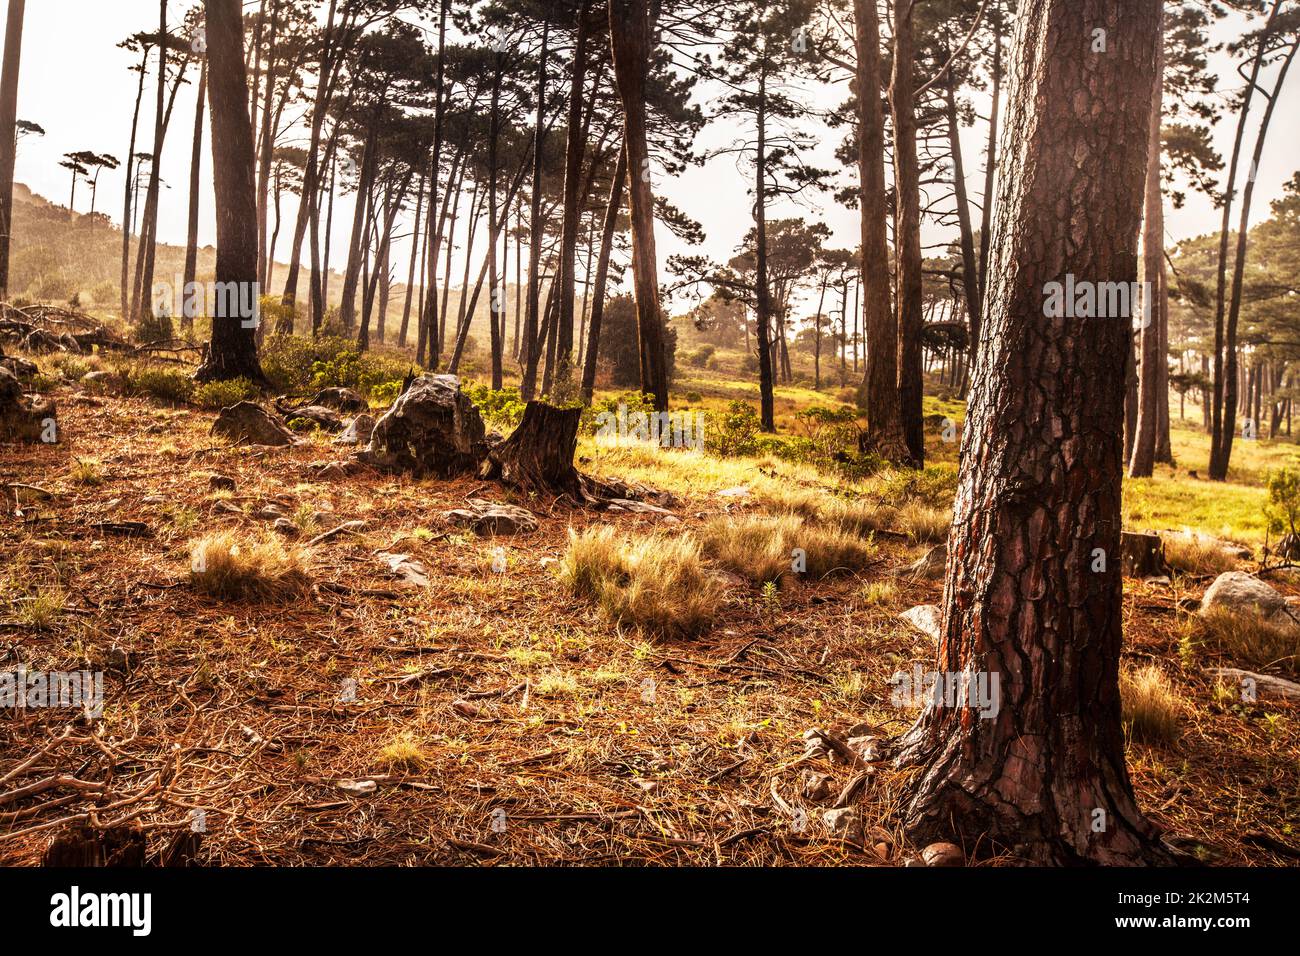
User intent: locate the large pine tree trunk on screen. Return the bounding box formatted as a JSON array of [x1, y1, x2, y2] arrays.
[[855, 0, 910, 462], [0, 0, 24, 301], [195, 0, 264, 383], [894, 0, 1173, 865]]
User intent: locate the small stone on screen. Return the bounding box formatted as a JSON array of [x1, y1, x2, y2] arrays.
[[800, 770, 832, 802], [442, 499, 539, 536], [141, 495, 165, 505], [208, 474, 236, 492], [716, 486, 750, 498], [899, 604, 943, 641], [847, 735, 882, 762], [822, 807, 864, 844], [1200, 571, 1294, 626], [921, 841, 964, 867], [252, 505, 285, 520], [452, 699, 480, 718], [379, 552, 431, 588], [212, 500, 243, 516], [272, 518, 297, 536]]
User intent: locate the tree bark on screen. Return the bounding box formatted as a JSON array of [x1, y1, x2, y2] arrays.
[[195, 0, 264, 383], [891, 0, 925, 465], [609, 0, 668, 411], [0, 0, 25, 301], [1129, 21, 1164, 478], [893, 0, 1173, 865], [855, 0, 910, 462], [182, 61, 207, 336], [581, 143, 626, 404]]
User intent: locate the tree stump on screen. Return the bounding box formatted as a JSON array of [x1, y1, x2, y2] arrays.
[[485, 401, 584, 498], [0, 366, 56, 443], [1121, 531, 1169, 578], [42, 825, 147, 867]]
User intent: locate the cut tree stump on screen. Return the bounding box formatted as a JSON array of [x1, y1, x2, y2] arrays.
[[1121, 531, 1169, 578], [0, 366, 56, 443], [484, 401, 584, 498], [42, 824, 147, 867]]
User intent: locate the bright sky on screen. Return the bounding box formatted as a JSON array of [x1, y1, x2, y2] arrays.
[[9, 2, 1300, 316]]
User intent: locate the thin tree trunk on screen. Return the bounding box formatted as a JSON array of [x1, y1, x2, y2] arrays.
[[0, 0, 25, 301], [182, 61, 208, 336], [855, 0, 909, 461], [195, 0, 264, 383], [892, 0, 925, 464]]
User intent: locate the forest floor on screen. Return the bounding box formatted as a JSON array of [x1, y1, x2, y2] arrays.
[[1, 362, 1298, 866]]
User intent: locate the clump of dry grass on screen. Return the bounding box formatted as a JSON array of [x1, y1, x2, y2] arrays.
[[698, 513, 876, 584], [1120, 664, 1182, 746], [16, 584, 66, 630], [894, 500, 952, 544], [375, 732, 430, 771], [1162, 533, 1239, 576], [1188, 606, 1300, 675], [188, 531, 311, 601], [69, 457, 103, 486], [698, 514, 797, 584], [860, 580, 897, 606], [558, 526, 722, 638]]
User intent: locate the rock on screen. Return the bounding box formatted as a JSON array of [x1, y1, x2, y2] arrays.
[[921, 841, 964, 867], [801, 728, 829, 760], [0, 355, 39, 379], [283, 404, 344, 432], [441, 498, 539, 536], [80, 370, 116, 391], [801, 770, 832, 802], [604, 497, 673, 515], [1199, 572, 1291, 623], [310, 461, 351, 481], [1208, 668, 1300, 702], [538, 556, 558, 569], [211, 401, 299, 447], [905, 543, 947, 580], [822, 807, 864, 844], [272, 518, 297, 536], [1165, 529, 1252, 561], [899, 604, 943, 641], [333, 412, 376, 446], [208, 474, 236, 492], [847, 735, 882, 762], [0, 366, 56, 443], [1121, 530, 1170, 578], [378, 552, 431, 588], [710, 570, 748, 589], [661, 515, 681, 525], [141, 495, 165, 505], [252, 504, 285, 520], [357, 374, 487, 477], [305, 387, 369, 414], [213, 500, 243, 516], [716, 486, 750, 498]]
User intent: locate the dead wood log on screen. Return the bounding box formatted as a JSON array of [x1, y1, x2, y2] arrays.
[[0, 366, 56, 443]]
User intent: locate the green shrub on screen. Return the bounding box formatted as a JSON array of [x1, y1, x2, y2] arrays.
[[260, 334, 408, 399], [688, 345, 715, 368], [465, 383, 526, 431], [684, 390, 703, 403], [193, 377, 259, 410], [126, 364, 194, 404], [706, 400, 761, 457]]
